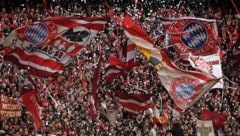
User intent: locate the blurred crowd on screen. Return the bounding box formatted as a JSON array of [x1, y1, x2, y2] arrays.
[[0, 0, 239, 136]]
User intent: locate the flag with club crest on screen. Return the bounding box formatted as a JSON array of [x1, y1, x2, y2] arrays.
[[121, 14, 219, 112], [4, 16, 109, 77], [161, 17, 219, 58]]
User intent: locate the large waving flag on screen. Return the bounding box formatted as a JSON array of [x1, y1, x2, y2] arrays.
[[122, 14, 219, 112], [115, 91, 153, 114], [161, 17, 219, 58], [4, 16, 109, 77]]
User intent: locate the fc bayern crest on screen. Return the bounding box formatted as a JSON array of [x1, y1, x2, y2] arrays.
[[181, 22, 207, 49], [170, 76, 203, 109], [16, 21, 58, 46], [168, 18, 218, 56]]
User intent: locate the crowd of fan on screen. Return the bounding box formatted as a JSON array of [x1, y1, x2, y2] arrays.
[[0, 0, 239, 135]]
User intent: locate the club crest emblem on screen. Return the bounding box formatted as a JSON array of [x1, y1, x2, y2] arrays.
[[181, 22, 207, 49], [16, 21, 57, 46], [168, 19, 218, 56], [170, 76, 203, 109]]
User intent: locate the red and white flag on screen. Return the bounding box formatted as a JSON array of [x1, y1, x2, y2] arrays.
[[105, 39, 137, 82], [201, 109, 225, 129], [161, 17, 219, 58], [122, 14, 219, 112], [0, 94, 22, 119], [120, 39, 136, 62], [188, 51, 223, 89], [19, 77, 42, 130], [4, 16, 109, 77], [115, 91, 153, 114], [105, 54, 127, 82]]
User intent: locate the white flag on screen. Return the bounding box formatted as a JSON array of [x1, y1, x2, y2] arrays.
[[196, 120, 215, 136], [188, 51, 223, 89]]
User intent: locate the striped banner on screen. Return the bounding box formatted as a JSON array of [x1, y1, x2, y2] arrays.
[[116, 91, 153, 114], [4, 16, 109, 77]]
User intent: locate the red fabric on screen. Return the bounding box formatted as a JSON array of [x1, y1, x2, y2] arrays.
[[20, 89, 42, 130], [201, 109, 225, 129]]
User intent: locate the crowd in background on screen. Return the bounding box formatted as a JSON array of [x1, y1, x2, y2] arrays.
[[0, 0, 239, 135]]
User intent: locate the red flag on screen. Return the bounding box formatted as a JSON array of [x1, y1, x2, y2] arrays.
[[115, 91, 153, 114], [161, 17, 219, 58], [122, 14, 219, 112], [19, 76, 42, 130], [4, 16, 109, 77], [90, 53, 102, 119], [201, 109, 225, 129]]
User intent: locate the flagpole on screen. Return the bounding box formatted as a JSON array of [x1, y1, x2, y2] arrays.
[[134, 0, 138, 11], [46, 87, 59, 108]]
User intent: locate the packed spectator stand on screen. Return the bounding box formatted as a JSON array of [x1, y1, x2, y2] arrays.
[[0, 0, 239, 135]]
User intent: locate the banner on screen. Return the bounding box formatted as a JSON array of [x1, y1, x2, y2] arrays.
[[196, 120, 215, 136], [4, 16, 109, 77], [115, 91, 153, 114], [122, 14, 219, 111], [161, 17, 219, 57], [0, 94, 22, 118]]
